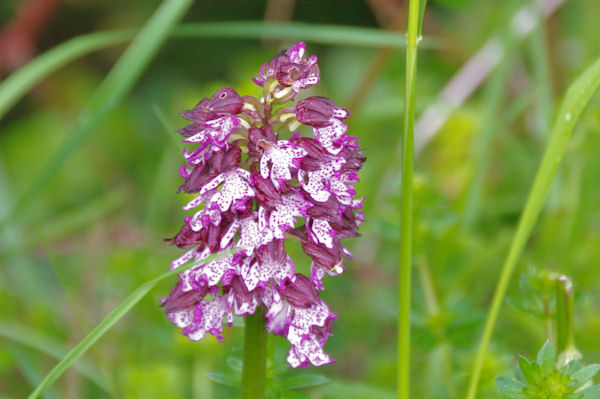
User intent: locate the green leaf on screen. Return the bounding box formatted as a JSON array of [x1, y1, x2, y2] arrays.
[[466, 52, 600, 398], [519, 356, 541, 386], [0, 22, 427, 123], [278, 374, 330, 390], [570, 365, 600, 388], [496, 376, 527, 399], [226, 356, 243, 374], [537, 342, 557, 374], [173, 21, 414, 48], [418, 0, 429, 36], [0, 30, 132, 121], [1, 0, 194, 230], [281, 391, 311, 399], [26, 249, 235, 399], [0, 322, 108, 393], [206, 371, 241, 388], [580, 385, 600, 399], [317, 381, 394, 399], [6, 344, 61, 399], [562, 360, 584, 376]]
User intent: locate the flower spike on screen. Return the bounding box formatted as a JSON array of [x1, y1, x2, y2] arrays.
[[163, 42, 364, 368]]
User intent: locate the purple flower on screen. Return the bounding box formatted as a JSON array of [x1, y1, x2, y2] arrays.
[[174, 294, 232, 342], [253, 42, 320, 102], [182, 115, 240, 150], [296, 96, 350, 127], [264, 275, 337, 367], [180, 87, 244, 127], [227, 276, 263, 316], [160, 281, 208, 313], [266, 193, 312, 239], [297, 97, 352, 154], [260, 140, 307, 188], [163, 42, 364, 368]]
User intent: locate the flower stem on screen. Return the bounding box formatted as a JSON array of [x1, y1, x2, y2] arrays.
[[241, 308, 267, 399], [398, 1, 422, 398]]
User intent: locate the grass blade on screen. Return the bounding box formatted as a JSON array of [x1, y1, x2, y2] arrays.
[[27, 249, 236, 399], [461, 30, 513, 228], [0, 30, 133, 120], [528, 0, 555, 140], [0, 322, 108, 392], [0, 0, 193, 229], [0, 22, 420, 122], [172, 21, 413, 48], [465, 55, 600, 399], [0, 189, 126, 256], [6, 344, 61, 399]]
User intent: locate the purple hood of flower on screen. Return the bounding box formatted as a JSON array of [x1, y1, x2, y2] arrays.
[[162, 42, 364, 368], [296, 96, 350, 127], [180, 87, 244, 125], [252, 42, 320, 101]]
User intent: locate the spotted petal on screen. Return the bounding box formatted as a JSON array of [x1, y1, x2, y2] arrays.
[[237, 215, 275, 254], [205, 169, 255, 212], [183, 115, 240, 151], [269, 193, 312, 239], [298, 158, 345, 203], [260, 140, 307, 188], [309, 218, 336, 249], [179, 254, 236, 290], [286, 301, 336, 368], [179, 295, 231, 342], [312, 119, 348, 155]]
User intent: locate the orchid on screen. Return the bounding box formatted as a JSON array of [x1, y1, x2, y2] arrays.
[[162, 41, 365, 368]]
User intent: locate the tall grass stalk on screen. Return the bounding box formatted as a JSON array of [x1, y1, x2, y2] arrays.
[[465, 55, 600, 399], [398, 0, 424, 398]]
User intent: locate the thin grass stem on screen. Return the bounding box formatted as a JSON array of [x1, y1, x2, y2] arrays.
[[26, 249, 236, 399], [465, 55, 600, 399], [397, 1, 424, 398]]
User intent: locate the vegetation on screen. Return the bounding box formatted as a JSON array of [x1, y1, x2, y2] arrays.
[[1, 0, 600, 398]]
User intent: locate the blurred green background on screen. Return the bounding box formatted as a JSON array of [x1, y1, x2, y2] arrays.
[[1, 0, 600, 398]]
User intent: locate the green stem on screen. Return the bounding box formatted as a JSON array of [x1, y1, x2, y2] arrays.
[[465, 55, 600, 399], [544, 298, 553, 343], [241, 309, 267, 399], [556, 276, 575, 352], [398, 1, 422, 398]]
